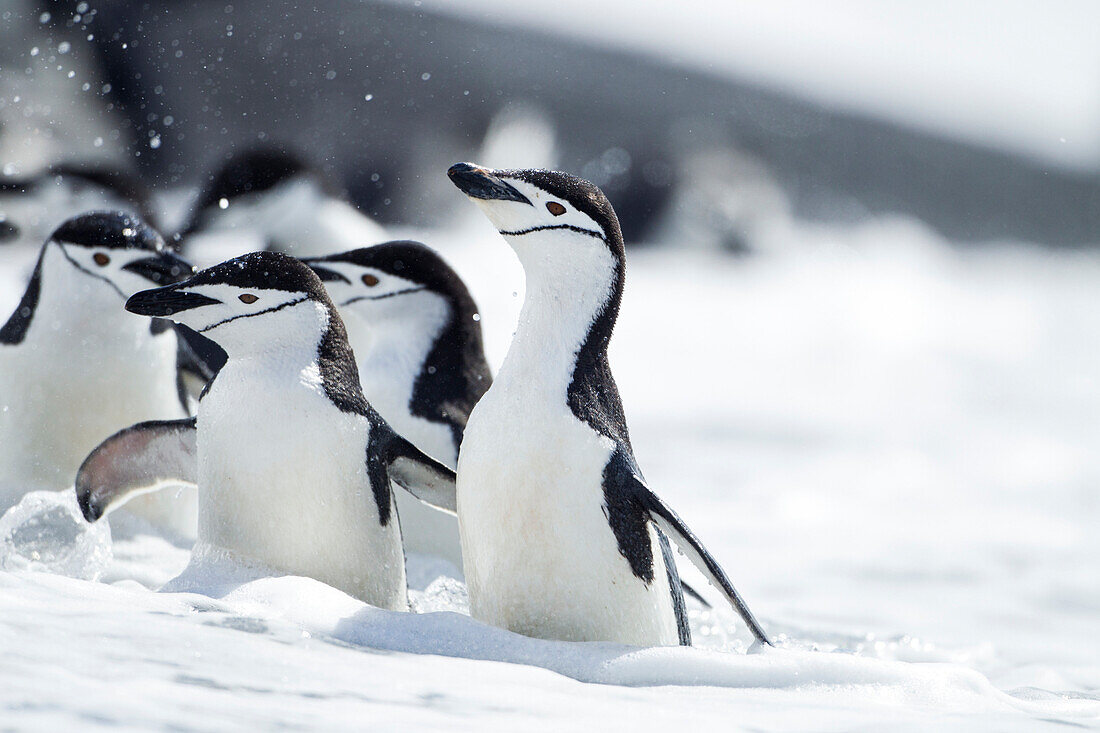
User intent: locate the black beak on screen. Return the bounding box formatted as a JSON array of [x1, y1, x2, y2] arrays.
[[122, 250, 195, 286], [303, 261, 351, 284], [126, 283, 222, 317], [447, 162, 532, 205], [76, 482, 106, 523]]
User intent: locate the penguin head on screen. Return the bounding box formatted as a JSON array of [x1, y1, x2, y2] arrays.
[[179, 147, 339, 246], [45, 211, 193, 303], [125, 251, 337, 356], [1, 164, 156, 248], [303, 241, 475, 332], [447, 162, 625, 264]]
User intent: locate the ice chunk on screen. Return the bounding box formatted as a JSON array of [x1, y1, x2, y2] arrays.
[[0, 490, 112, 580]]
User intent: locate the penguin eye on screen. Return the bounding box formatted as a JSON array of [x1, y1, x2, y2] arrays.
[[546, 202, 566, 216], [361, 274, 379, 287], [239, 293, 258, 304], [93, 252, 110, 267]]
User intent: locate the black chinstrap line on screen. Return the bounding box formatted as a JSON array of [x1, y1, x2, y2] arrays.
[[341, 286, 426, 306], [498, 224, 607, 241], [198, 295, 310, 333], [57, 243, 127, 301]]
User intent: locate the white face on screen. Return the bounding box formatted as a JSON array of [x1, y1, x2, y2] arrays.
[[308, 259, 452, 359], [51, 240, 190, 302], [133, 281, 327, 357], [308, 260, 427, 308], [451, 166, 622, 323], [467, 176, 606, 243]]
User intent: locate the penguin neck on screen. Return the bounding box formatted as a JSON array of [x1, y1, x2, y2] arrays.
[[500, 230, 623, 403], [344, 296, 449, 405], [209, 298, 370, 417]]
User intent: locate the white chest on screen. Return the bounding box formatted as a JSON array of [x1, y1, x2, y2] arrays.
[[195, 359, 407, 609], [457, 384, 678, 645], [0, 308, 184, 494], [451, 231, 678, 644]]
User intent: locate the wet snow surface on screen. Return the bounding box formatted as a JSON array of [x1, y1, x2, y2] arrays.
[[2, 216, 1099, 730]]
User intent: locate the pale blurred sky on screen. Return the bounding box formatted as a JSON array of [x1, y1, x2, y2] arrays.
[[409, 0, 1100, 170]]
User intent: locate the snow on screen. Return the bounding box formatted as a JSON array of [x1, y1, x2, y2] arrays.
[[2, 212, 1100, 729]]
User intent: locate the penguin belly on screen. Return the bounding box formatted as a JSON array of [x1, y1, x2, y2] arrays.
[[0, 321, 193, 529], [361, 372, 463, 569], [457, 394, 680, 646], [197, 365, 407, 610]]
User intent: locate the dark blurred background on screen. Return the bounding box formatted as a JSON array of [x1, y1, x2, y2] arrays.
[[3, 0, 1098, 246]]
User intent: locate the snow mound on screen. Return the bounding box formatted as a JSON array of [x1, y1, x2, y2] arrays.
[[167, 571, 1096, 721], [146, 542, 1100, 720], [0, 490, 112, 580]]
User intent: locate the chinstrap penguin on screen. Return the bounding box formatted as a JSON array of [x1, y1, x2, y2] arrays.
[[303, 241, 492, 566], [78, 251, 458, 609], [177, 146, 386, 258], [0, 163, 159, 250], [448, 162, 770, 647], [0, 211, 197, 534]]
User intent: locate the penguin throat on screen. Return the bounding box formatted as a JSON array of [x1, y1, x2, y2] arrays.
[[501, 234, 622, 399], [352, 298, 445, 362], [209, 299, 328, 362]]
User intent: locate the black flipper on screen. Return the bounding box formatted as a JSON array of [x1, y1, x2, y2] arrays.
[[614, 452, 772, 646], [381, 431, 457, 514], [174, 323, 227, 400], [75, 417, 198, 523], [658, 528, 691, 646]]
